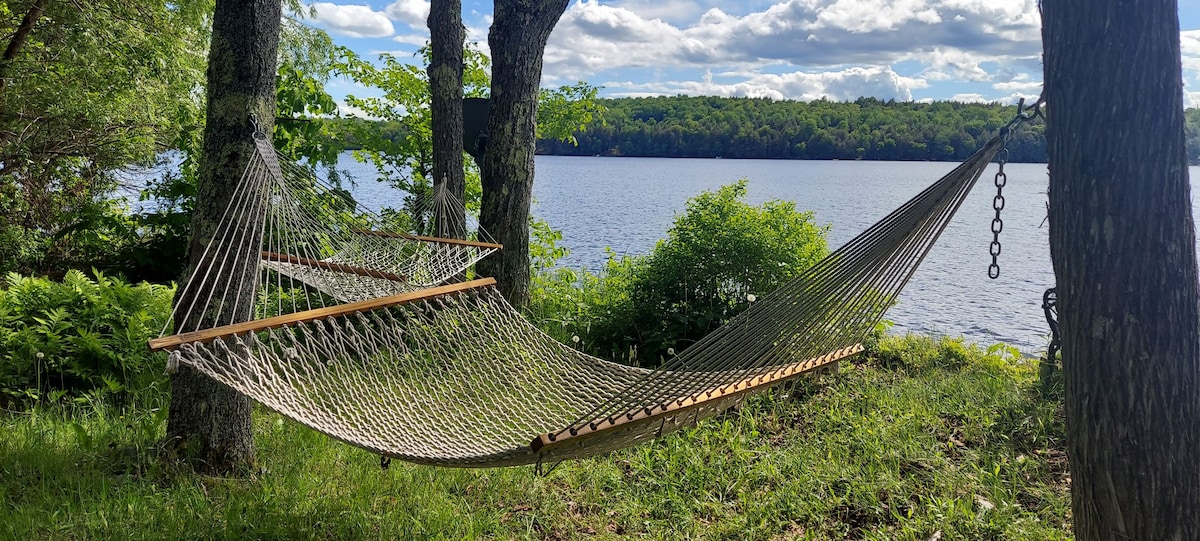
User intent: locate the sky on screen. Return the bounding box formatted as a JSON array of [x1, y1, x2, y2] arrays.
[[305, 0, 1200, 112]]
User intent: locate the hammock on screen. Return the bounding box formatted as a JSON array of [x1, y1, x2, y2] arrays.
[[163, 135, 500, 336], [150, 133, 1006, 468]]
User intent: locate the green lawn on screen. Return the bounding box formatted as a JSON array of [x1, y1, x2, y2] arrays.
[[0, 335, 1069, 540]]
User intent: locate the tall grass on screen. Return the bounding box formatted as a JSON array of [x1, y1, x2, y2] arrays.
[[0, 335, 1069, 540]]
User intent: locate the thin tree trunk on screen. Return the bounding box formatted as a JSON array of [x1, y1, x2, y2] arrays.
[[476, 0, 568, 308], [1042, 1, 1200, 538], [428, 0, 465, 239], [0, 0, 49, 95], [166, 0, 282, 474]]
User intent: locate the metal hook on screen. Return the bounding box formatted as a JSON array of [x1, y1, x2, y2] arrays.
[[1020, 94, 1045, 121], [534, 454, 564, 477], [250, 113, 268, 140]]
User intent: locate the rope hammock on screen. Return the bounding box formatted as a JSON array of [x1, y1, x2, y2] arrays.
[[150, 132, 1007, 468], [162, 135, 500, 337]]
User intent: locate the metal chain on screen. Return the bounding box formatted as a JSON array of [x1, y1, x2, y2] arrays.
[[985, 95, 1044, 279], [1042, 287, 1060, 360], [988, 147, 1007, 279]]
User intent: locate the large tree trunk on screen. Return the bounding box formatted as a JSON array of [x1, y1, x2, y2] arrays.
[[1042, 1, 1200, 538], [166, 0, 282, 474], [427, 0, 465, 239], [476, 0, 568, 308]]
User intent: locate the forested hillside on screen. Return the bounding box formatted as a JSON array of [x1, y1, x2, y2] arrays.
[[331, 97, 1200, 165], [539, 96, 1049, 162], [540, 96, 1200, 164]]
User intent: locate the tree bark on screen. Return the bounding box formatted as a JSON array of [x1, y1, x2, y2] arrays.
[[0, 0, 49, 94], [427, 0, 466, 239], [166, 0, 282, 474], [476, 0, 568, 308], [1042, 1, 1200, 538]]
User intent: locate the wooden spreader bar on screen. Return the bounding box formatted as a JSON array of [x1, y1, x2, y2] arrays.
[[530, 343, 864, 453], [147, 278, 497, 352], [353, 229, 503, 250], [261, 251, 408, 283]]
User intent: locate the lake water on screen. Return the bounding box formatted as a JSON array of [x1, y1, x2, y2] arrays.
[[285, 154, 1200, 353]]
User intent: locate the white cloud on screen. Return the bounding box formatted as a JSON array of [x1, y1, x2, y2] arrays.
[[606, 66, 928, 102], [367, 49, 418, 57], [992, 79, 1042, 94], [921, 48, 991, 82], [609, 0, 704, 24], [545, 0, 1042, 88], [811, 0, 942, 33], [1186, 91, 1200, 109], [993, 91, 1038, 105], [393, 33, 429, 46], [1182, 30, 1200, 75], [948, 93, 989, 103], [337, 101, 376, 119], [312, 3, 394, 38], [386, 0, 431, 29]]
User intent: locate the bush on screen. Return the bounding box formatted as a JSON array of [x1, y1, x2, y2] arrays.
[[0, 270, 174, 405], [530, 180, 829, 365]]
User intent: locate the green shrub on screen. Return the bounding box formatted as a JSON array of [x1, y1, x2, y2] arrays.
[[0, 270, 174, 405], [529, 180, 829, 365], [626, 181, 828, 360]]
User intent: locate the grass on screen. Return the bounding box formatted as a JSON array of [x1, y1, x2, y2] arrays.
[[0, 334, 1070, 540]]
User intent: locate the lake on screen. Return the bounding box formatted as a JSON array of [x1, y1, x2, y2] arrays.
[[307, 154, 1200, 353]]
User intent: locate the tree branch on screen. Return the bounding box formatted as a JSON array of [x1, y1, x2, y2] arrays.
[[0, 0, 51, 93]]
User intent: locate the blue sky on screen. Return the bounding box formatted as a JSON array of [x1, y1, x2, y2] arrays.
[[306, 0, 1200, 112]]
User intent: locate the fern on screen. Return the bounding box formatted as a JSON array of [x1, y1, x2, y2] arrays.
[[0, 270, 174, 405]]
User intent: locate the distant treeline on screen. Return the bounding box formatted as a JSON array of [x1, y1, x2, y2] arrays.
[[329, 97, 1200, 164], [539, 96, 1050, 162]]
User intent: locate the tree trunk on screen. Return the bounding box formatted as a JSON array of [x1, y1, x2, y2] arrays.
[[476, 0, 568, 308], [166, 0, 282, 474], [1042, 1, 1200, 538], [0, 0, 48, 96], [427, 0, 466, 239]]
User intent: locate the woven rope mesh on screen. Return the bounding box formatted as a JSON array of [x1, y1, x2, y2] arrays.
[[160, 136, 1004, 467], [164, 136, 498, 335]]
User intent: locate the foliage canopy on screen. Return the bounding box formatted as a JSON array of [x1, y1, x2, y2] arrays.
[[0, 0, 212, 276]]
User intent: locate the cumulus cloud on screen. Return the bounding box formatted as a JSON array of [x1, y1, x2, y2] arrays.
[[386, 0, 430, 29], [947, 93, 989, 103], [1182, 30, 1200, 75], [312, 3, 394, 38], [810, 0, 943, 33], [337, 101, 376, 119], [606, 66, 927, 101], [393, 33, 429, 46], [992, 78, 1042, 94], [1186, 91, 1200, 109], [547, 0, 1041, 74], [921, 48, 991, 82], [609, 0, 704, 24]]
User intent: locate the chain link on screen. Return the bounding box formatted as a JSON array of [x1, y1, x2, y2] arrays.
[[988, 147, 1008, 279], [983, 95, 1043, 279]]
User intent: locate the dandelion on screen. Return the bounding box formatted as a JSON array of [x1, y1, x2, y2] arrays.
[[572, 335, 580, 343], [35, 352, 44, 359], [747, 294, 757, 303], [667, 347, 675, 356]]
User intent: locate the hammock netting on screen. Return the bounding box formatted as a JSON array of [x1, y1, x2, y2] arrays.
[[164, 135, 500, 336], [152, 134, 1005, 467]]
